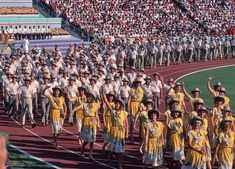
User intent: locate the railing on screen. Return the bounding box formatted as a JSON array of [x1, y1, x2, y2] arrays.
[[32, 0, 89, 41], [32, 0, 56, 17], [61, 20, 88, 41]]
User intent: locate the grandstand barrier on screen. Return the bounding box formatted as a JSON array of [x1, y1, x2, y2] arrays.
[[0, 17, 61, 27]]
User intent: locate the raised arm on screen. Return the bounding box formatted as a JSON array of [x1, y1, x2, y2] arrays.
[[207, 77, 215, 96], [181, 81, 192, 100], [102, 88, 112, 111]]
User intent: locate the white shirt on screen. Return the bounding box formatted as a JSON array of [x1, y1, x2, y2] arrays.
[[59, 77, 68, 88], [6, 82, 19, 95], [30, 80, 40, 94], [142, 83, 156, 97], [102, 83, 114, 94], [127, 73, 136, 83], [2, 77, 11, 88], [151, 80, 162, 93], [65, 85, 78, 99], [119, 85, 130, 98], [86, 85, 100, 99], [19, 86, 34, 98], [40, 84, 52, 98]]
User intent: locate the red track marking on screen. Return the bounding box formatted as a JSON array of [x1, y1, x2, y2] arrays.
[[1, 58, 235, 169]]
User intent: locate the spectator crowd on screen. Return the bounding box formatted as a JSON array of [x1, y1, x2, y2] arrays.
[[39, 0, 234, 40]]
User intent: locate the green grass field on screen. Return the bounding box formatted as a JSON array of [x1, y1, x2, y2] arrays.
[[179, 66, 235, 115], [8, 145, 52, 169]]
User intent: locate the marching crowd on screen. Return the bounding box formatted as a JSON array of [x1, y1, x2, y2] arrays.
[[0, 40, 235, 169]]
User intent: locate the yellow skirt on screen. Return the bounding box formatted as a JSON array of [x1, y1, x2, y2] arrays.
[[143, 137, 163, 167], [218, 147, 234, 165], [140, 121, 148, 139], [129, 101, 139, 124], [75, 110, 83, 132], [81, 116, 97, 142], [103, 115, 112, 143], [75, 110, 83, 121], [50, 109, 63, 134], [169, 132, 185, 160], [110, 126, 126, 153], [184, 149, 206, 168]]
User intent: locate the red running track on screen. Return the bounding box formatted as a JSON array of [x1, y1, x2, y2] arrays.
[[1, 59, 235, 169]]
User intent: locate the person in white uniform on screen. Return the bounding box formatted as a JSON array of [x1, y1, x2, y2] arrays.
[[6, 74, 19, 119], [65, 77, 78, 126], [19, 77, 36, 128], [40, 75, 51, 126]]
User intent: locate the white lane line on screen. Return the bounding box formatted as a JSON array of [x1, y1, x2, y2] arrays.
[[9, 144, 61, 169], [12, 119, 117, 169], [62, 128, 141, 161], [174, 64, 235, 82]]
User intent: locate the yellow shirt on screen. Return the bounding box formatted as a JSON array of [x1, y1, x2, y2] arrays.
[[82, 103, 99, 117], [130, 87, 144, 102], [111, 109, 128, 127], [222, 96, 230, 107], [218, 131, 235, 149], [201, 118, 208, 135], [49, 96, 65, 110], [211, 90, 219, 97], [168, 118, 183, 134], [189, 97, 204, 110], [188, 130, 206, 151], [139, 110, 149, 123], [211, 107, 223, 124], [76, 96, 86, 106], [103, 102, 115, 116], [148, 121, 164, 142], [174, 92, 185, 110]]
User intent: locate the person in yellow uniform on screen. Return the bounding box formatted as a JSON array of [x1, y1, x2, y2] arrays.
[[182, 117, 207, 169], [134, 98, 153, 154], [128, 78, 144, 144], [217, 106, 235, 133], [218, 87, 230, 107], [71, 91, 100, 160], [44, 86, 67, 150], [67, 86, 87, 145], [102, 92, 115, 153], [102, 89, 128, 169], [187, 99, 205, 128], [168, 107, 185, 168], [164, 97, 180, 151], [210, 96, 225, 149], [173, 82, 186, 116], [207, 77, 222, 97], [212, 118, 235, 169], [181, 81, 203, 111], [164, 97, 180, 126], [143, 109, 164, 168], [197, 106, 212, 169]]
